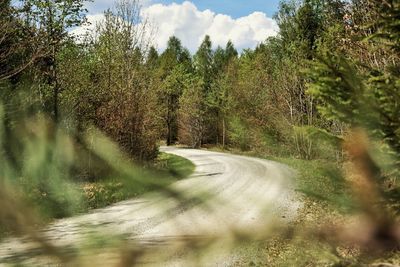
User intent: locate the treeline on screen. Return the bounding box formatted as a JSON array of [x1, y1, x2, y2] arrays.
[[1, 0, 399, 172]]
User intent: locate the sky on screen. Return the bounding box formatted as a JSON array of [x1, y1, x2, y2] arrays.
[[73, 0, 281, 52]]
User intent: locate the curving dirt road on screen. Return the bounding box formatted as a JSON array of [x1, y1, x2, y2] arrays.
[[0, 147, 301, 266]]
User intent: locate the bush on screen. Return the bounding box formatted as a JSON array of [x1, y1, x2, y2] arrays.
[[228, 116, 252, 151]]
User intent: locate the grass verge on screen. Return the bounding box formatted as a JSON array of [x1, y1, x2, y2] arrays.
[[81, 152, 195, 210], [204, 147, 351, 266], [0, 152, 195, 240], [206, 147, 400, 266]]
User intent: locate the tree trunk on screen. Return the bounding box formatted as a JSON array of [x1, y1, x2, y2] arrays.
[[53, 81, 59, 122], [222, 117, 226, 148], [167, 122, 172, 146]]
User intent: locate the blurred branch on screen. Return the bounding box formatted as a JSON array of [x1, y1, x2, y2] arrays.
[[0, 6, 49, 81]]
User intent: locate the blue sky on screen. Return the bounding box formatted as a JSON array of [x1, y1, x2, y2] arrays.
[[148, 0, 281, 18], [86, 0, 281, 18]]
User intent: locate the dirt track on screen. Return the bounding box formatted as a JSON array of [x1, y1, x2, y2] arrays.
[[0, 147, 301, 266]]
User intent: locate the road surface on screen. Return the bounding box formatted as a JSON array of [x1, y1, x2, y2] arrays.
[[0, 147, 301, 266]]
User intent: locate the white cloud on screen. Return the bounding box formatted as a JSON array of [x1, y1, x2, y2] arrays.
[[72, 1, 279, 52], [70, 13, 105, 38], [142, 1, 278, 52]]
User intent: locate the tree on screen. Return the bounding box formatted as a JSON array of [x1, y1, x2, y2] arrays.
[[192, 35, 216, 144], [179, 76, 206, 148], [194, 35, 214, 93], [146, 46, 159, 68], [0, 0, 47, 81], [296, 0, 322, 58], [211, 60, 238, 147], [19, 0, 89, 122], [92, 0, 160, 161], [212, 40, 238, 76], [158, 36, 192, 145], [307, 0, 400, 163], [208, 41, 238, 147], [57, 41, 101, 131]]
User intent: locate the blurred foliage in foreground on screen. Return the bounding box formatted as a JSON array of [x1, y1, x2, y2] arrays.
[[0, 112, 202, 266], [0, 111, 192, 225]]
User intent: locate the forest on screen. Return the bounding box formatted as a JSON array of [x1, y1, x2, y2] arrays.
[[0, 0, 399, 266]]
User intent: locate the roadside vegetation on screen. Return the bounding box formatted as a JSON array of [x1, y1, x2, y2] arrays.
[[207, 148, 399, 266], [82, 152, 195, 210], [0, 0, 399, 265]]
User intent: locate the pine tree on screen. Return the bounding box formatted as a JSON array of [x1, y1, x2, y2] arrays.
[[158, 36, 192, 145], [146, 46, 159, 68], [194, 35, 214, 93], [307, 0, 400, 168]]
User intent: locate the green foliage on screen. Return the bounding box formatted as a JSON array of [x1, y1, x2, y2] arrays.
[[307, 54, 370, 124], [368, 0, 400, 156], [21, 0, 88, 31], [178, 76, 206, 148], [307, 0, 400, 166], [0, 114, 83, 219], [228, 117, 251, 151], [281, 157, 349, 209], [0, 105, 196, 242], [84, 152, 194, 209], [293, 125, 342, 160], [0, 1, 44, 80], [146, 46, 159, 68], [212, 41, 238, 76], [154, 152, 195, 179], [194, 35, 214, 92], [158, 64, 189, 145], [158, 36, 193, 145], [11, 0, 90, 121], [370, 0, 400, 52], [88, 5, 161, 161], [207, 44, 238, 147]]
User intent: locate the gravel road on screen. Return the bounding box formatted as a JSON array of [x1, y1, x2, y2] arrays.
[[0, 147, 301, 266]]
